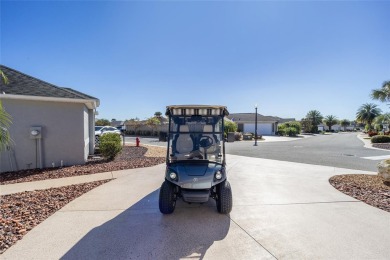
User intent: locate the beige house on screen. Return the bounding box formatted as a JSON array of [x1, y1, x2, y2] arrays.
[[0, 65, 99, 173], [227, 113, 295, 135]]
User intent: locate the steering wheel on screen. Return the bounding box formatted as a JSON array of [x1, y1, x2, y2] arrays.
[[199, 136, 214, 149]]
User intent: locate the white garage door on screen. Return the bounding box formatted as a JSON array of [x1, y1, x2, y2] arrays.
[[244, 123, 274, 135]]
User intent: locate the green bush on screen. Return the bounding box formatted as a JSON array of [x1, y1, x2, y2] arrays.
[[278, 121, 301, 137], [224, 121, 238, 136], [285, 127, 298, 137], [99, 133, 122, 160], [371, 135, 390, 143], [277, 128, 285, 136]]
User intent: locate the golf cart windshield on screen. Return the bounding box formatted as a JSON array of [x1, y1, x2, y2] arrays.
[[168, 115, 224, 163]]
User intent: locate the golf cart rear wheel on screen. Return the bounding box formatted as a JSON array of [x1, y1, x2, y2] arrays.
[[159, 180, 177, 214], [216, 180, 232, 214]]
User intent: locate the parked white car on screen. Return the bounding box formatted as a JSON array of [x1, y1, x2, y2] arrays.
[[95, 126, 122, 136], [95, 126, 122, 146]]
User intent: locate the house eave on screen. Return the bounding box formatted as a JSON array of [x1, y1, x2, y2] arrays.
[[0, 93, 99, 109]]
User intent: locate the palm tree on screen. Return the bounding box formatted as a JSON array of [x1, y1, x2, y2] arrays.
[[323, 115, 338, 131], [339, 119, 350, 131], [0, 70, 12, 151], [305, 110, 323, 133], [356, 103, 381, 129], [0, 70, 9, 84], [371, 81, 390, 103]]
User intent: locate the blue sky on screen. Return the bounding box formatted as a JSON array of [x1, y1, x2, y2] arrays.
[[1, 1, 389, 121]]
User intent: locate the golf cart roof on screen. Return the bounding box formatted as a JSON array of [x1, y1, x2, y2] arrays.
[[166, 105, 229, 117]]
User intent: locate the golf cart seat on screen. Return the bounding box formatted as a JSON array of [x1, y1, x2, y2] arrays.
[[174, 125, 193, 159]]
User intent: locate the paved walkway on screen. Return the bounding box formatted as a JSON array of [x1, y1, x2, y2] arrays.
[[2, 155, 389, 259]]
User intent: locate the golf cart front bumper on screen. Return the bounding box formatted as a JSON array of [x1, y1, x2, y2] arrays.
[[181, 189, 210, 203]]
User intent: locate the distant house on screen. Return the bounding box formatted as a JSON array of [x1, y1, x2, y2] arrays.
[[227, 113, 295, 135], [0, 65, 99, 173], [110, 120, 125, 127]]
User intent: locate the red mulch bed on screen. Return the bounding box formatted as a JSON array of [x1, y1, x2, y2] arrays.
[[329, 174, 390, 212], [0, 146, 165, 184]]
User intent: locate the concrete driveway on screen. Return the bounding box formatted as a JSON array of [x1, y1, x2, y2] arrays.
[[2, 155, 389, 259]]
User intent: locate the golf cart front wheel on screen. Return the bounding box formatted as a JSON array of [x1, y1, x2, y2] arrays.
[[159, 180, 177, 214], [216, 180, 232, 214]]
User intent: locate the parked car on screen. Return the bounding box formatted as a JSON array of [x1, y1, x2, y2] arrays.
[[95, 126, 121, 136], [95, 126, 122, 146]]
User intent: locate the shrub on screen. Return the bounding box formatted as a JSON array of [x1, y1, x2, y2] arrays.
[[285, 127, 298, 137], [374, 124, 383, 132], [99, 133, 122, 160], [278, 121, 301, 137], [224, 121, 238, 136], [368, 131, 378, 137], [371, 135, 390, 143]]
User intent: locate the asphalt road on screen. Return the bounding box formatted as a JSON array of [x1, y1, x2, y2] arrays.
[[225, 132, 390, 172], [126, 133, 390, 172]]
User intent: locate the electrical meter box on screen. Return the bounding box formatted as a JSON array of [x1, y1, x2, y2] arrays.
[[30, 126, 42, 139]]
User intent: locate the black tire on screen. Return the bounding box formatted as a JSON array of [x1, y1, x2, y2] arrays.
[[216, 180, 233, 214], [159, 180, 177, 214]]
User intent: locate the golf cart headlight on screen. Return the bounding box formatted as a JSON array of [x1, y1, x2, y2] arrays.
[[215, 171, 222, 180], [169, 172, 177, 180]]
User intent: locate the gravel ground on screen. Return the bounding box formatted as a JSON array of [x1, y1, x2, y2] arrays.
[[329, 175, 390, 212], [1, 145, 389, 254], [0, 145, 166, 184]]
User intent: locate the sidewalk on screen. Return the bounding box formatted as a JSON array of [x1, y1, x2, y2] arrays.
[[2, 155, 389, 259]]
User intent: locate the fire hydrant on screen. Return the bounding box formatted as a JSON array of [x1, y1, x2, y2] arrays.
[[136, 137, 140, 147]]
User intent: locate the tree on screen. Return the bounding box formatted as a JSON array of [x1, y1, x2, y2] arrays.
[[154, 111, 162, 118], [146, 116, 161, 136], [95, 119, 111, 126], [0, 70, 9, 85], [300, 118, 313, 133], [323, 115, 338, 132], [126, 118, 142, 134], [305, 110, 323, 133], [339, 119, 350, 131], [0, 69, 12, 152], [356, 103, 381, 130], [371, 81, 390, 103], [224, 120, 237, 135], [278, 121, 301, 136]]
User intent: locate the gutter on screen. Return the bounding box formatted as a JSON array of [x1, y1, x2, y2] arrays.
[[0, 93, 99, 109]]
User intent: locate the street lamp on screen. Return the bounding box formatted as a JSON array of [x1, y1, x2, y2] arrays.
[[254, 104, 258, 146]]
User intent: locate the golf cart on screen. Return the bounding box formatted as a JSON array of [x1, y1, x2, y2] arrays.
[[159, 105, 232, 214]]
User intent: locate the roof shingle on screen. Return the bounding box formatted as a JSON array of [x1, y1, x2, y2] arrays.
[[0, 65, 98, 101]]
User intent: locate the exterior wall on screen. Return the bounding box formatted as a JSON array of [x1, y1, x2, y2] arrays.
[[88, 109, 95, 155], [319, 124, 342, 131], [0, 99, 86, 172], [243, 123, 274, 135], [83, 107, 89, 161]]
